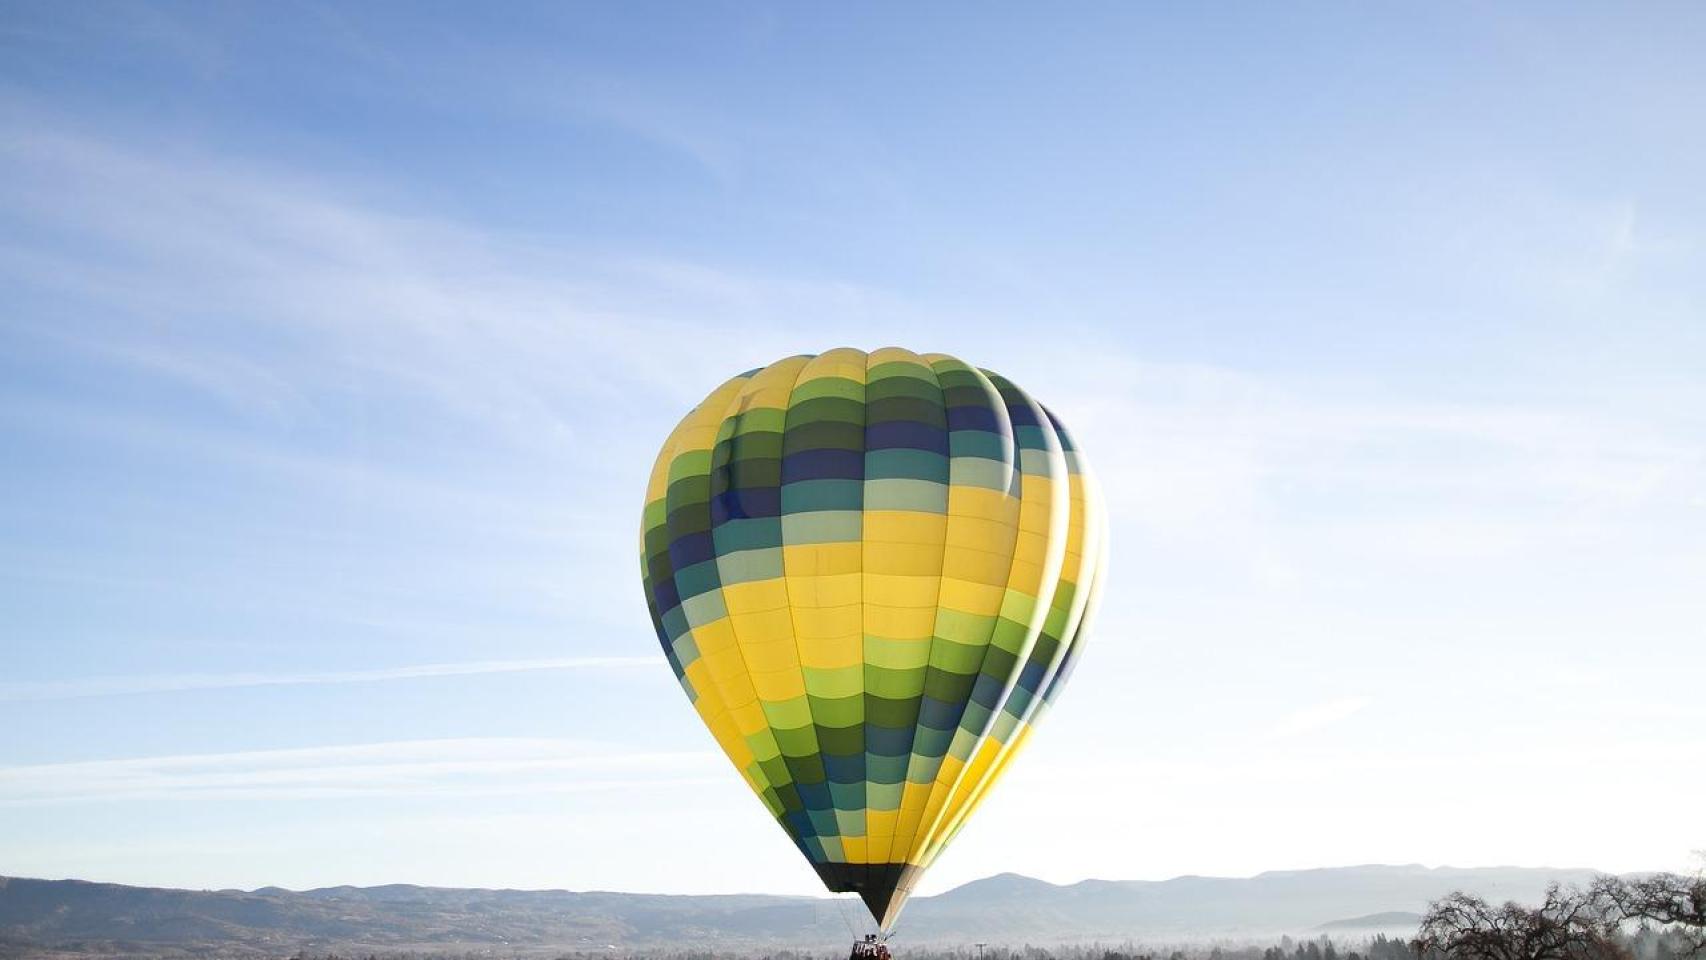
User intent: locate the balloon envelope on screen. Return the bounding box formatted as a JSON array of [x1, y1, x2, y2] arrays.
[[639, 348, 1107, 931]]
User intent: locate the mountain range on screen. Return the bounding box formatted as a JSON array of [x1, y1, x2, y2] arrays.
[[0, 864, 1609, 959]]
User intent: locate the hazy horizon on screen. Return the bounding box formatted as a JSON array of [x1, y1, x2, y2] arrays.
[[9, 860, 1665, 898], [0, 862, 1658, 954], [2, 2, 1701, 899]]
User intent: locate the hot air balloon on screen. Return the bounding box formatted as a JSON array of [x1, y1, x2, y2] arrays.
[[639, 347, 1107, 935]]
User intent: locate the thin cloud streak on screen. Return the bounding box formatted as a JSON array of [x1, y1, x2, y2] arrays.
[[1258, 696, 1374, 743], [0, 656, 665, 702], [0, 737, 724, 805]]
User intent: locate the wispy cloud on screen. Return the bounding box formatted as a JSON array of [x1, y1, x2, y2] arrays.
[[0, 110, 929, 435], [1041, 352, 1706, 569], [0, 656, 664, 703], [1257, 696, 1374, 743], [0, 738, 723, 805]]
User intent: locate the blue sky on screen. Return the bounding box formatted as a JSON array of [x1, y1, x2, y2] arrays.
[[1, 2, 1703, 898]]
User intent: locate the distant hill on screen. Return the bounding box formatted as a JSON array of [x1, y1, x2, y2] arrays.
[[0, 864, 1609, 958], [904, 865, 1603, 942]]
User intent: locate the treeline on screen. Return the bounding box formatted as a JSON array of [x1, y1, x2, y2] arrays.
[[1413, 871, 1705, 960], [276, 939, 1451, 960], [281, 869, 1704, 960], [978, 935, 1422, 960]]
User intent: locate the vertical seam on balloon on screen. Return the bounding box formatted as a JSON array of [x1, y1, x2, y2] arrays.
[[876, 349, 949, 877], [857, 348, 877, 899], [895, 360, 1020, 870], [734, 357, 838, 856], [1040, 466, 1108, 708], [662, 376, 758, 802], [705, 375, 791, 814], [913, 373, 1071, 869], [657, 380, 745, 718], [641, 406, 698, 688], [705, 365, 816, 853], [775, 350, 839, 866], [965, 424, 1105, 804], [1026, 423, 1104, 712], [922, 387, 1077, 860]]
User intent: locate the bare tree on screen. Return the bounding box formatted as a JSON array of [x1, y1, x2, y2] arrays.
[[1412, 885, 1628, 960], [1589, 873, 1706, 957]]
